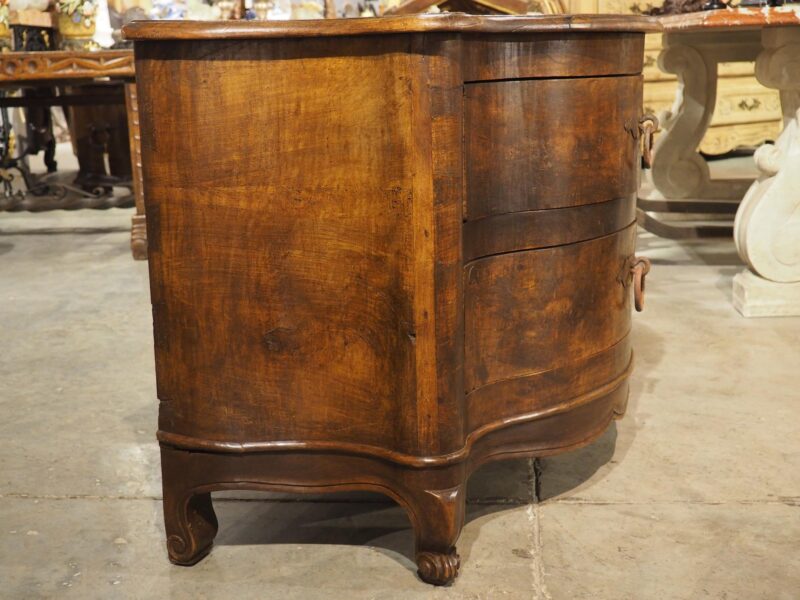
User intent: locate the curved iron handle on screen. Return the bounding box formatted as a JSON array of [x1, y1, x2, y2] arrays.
[[630, 257, 651, 312], [638, 114, 659, 168]]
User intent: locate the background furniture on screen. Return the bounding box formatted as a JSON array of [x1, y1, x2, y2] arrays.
[[649, 9, 800, 316], [385, 0, 784, 164], [385, 0, 566, 14], [0, 49, 146, 260], [641, 8, 800, 257], [569, 0, 783, 157], [127, 13, 657, 585]]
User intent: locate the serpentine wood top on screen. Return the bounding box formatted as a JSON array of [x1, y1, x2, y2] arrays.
[[123, 13, 660, 41], [0, 50, 134, 85], [661, 6, 800, 32]]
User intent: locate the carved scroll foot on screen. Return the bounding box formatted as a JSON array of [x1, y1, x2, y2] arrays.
[[163, 490, 218, 565], [161, 447, 218, 565], [416, 548, 461, 586], [405, 484, 466, 586], [131, 214, 147, 260]]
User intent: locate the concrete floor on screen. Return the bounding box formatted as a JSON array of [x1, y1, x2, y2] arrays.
[[1, 207, 799, 599]]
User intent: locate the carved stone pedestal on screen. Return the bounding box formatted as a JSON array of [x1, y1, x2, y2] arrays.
[[733, 27, 800, 317], [643, 9, 800, 240], [733, 270, 800, 317], [652, 27, 761, 201]]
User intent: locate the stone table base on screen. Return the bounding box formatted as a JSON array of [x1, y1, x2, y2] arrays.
[[733, 270, 800, 317]]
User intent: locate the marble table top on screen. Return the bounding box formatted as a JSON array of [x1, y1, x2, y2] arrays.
[[661, 5, 800, 32]]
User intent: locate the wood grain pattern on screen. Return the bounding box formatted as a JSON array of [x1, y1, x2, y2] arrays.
[[133, 21, 650, 585], [425, 35, 467, 454], [464, 224, 636, 392], [461, 32, 645, 80], [123, 13, 660, 40], [465, 75, 642, 219], [463, 194, 635, 261], [465, 334, 632, 433], [140, 37, 424, 455]]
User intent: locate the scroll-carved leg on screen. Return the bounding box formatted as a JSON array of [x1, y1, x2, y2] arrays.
[[732, 27, 800, 317], [651, 30, 760, 200], [125, 83, 148, 261], [405, 484, 466, 586], [156, 446, 467, 580], [163, 489, 218, 565], [131, 214, 148, 260], [161, 447, 218, 565]]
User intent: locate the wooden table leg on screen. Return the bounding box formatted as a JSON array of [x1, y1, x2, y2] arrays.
[[650, 29, 761, 200], [733, 27, 800, 316], [125, 82, 147, 260]]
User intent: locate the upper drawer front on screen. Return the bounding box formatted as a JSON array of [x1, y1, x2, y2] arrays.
[[465, 76, 642, 221], [462, 33, 644, 81]]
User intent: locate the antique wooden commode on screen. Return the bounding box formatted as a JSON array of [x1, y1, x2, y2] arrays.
[[125, 13, 658, 585]]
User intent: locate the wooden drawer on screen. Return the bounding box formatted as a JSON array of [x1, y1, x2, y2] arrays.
[[712, 76, 782, 127], [464, 224, 636, 397], [595, 0, 649, 13], [718, 61, 759, 77], [643, 47, 756, 82], [649, 73, 782, 153], [699, 120, 783, 155], [643, 78, 679, 116], [645, 76, 782, 125], [643, 41, 675, 83], [463, 195, 635, 262], [461, 33, 644, 81], [465, 76, 642, 220]]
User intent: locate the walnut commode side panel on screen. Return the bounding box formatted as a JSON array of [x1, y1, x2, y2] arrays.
[[128, 15, 656, 586]]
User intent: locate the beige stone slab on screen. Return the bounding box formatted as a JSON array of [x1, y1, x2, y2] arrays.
[[0, 497, 536, 599], [539, 502, 800, 600], [539, 257, 800, 503], [733, 269, 800, 317]]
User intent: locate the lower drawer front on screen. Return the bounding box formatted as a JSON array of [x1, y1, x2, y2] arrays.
[[464, 224, 636, 397]]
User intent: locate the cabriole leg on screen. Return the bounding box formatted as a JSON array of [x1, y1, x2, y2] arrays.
[[404, 484, 466, 586], [161, 447, 218, 565]]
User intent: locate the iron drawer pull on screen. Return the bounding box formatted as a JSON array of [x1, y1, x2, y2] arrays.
[[630, 256, 651, 312], [638, 114, 659, 168]]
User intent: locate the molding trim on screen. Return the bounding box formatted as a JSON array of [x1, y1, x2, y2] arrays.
[[158, 356, 633, 468], [0, 50, 133, 83]]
